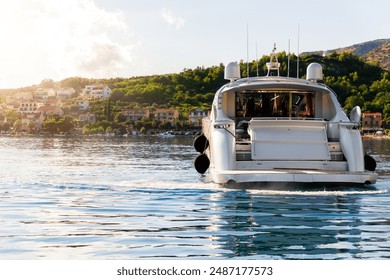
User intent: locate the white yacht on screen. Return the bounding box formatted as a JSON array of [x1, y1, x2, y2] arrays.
[[193, 47, 377, 185]]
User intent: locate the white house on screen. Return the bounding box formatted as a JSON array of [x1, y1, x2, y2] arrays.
[[74, 100, 90, 111], [17, 100, 45, 113], [34, 88, 56, 99], [5, 91, 33, 105], [81, 85, 112, 99], [189, 109, 208, 126]]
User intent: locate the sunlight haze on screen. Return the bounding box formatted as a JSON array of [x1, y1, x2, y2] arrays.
[[0, 0, 388, 88]]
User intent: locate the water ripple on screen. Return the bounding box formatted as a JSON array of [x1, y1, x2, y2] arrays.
[[0, 136, 390, 259]]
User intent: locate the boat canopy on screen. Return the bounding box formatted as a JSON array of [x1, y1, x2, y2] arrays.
[[216, 83, 346, 123]]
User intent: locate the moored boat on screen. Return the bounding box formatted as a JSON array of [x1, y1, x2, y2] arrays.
[[193, 47, 377, 185], [157, 131, 176, 138]]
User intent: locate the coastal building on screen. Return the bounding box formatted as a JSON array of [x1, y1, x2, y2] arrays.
[[75, 113, 96, 134], [37, 105, 64, 118], [75, 100, 90, 111], [43, 97, 62, 108], [81, 85, 112, 99], [34, 88, 56, 99], [5, 91, 33, 105], [121, 109, 150, 121], [362, 112, 383, 134], [16, 91, 34, 100], [17, 100, 45, 113], [79, 112, 96, 122], [189, 109, 207, 127], [20, 112, 45, 133], [154, 108, 179, 125]]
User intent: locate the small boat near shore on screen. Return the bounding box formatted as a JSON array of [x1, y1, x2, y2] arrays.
[[157, 131, 176, 138], [193, 47, 378, 186]]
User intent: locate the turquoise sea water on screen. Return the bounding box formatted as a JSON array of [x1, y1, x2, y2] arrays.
[[0, 136, 389, 259]]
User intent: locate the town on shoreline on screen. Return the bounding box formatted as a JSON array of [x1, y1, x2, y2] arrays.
[[0, 81, 387, 138], [0, 82, 207, 137]]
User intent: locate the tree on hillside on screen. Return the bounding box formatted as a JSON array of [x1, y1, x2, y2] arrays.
[[60, 77, 94, 93], [42, 115, 75, 134]]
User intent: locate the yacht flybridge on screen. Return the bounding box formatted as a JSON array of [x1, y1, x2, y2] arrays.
[[193, 47, 377, 185]]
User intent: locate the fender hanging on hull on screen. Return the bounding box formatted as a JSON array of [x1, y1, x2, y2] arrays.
[[194, 153, 210, 174], [364, 154, 376, 171], [193, 134, 209, 153]]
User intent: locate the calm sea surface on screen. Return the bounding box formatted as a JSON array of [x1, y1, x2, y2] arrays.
[[0, 136, 389, 259]]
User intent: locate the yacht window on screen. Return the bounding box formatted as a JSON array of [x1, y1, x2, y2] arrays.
[[235, 91, 315, 118]]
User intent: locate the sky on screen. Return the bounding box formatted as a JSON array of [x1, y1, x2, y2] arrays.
[[0, 0, 389, 89]]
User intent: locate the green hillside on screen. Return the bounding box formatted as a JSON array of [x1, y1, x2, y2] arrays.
[[64, 51, 388, 130]]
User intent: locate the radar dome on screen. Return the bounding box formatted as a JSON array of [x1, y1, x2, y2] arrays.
[[224, 62, 240, 81], [306, 63, 323, 82]]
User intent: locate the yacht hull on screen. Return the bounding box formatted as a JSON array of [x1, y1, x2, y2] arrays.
[[211, 169, 378, 185]]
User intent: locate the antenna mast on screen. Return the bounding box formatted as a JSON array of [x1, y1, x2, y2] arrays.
[[256, 41, 259, 77], [297, 23, 300, 78], [246, 23, 249, 77], [287, 39, 290, 77]]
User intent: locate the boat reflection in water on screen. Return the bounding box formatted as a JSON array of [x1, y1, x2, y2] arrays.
[[204, 186, 388, 259]]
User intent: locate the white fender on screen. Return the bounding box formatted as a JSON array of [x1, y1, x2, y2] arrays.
[[350, 106, 362, 123], [339, 124, 364, 172]]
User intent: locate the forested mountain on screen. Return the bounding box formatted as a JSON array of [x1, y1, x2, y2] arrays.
[[303, 38, 390, 71], [363, 41, 390, 71]]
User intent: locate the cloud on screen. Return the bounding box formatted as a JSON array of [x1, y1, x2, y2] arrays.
[[161, 8, 185, 30], [0, 0, 136, 87]]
